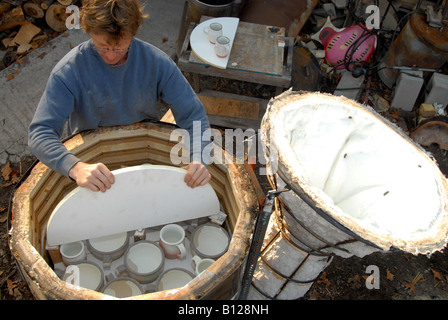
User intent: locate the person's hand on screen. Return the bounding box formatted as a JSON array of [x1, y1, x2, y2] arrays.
[[69, 161, 115, 192], [183, 162, 211, 188]]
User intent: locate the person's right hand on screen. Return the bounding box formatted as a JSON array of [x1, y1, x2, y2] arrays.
[[68, 161, 115, 192]]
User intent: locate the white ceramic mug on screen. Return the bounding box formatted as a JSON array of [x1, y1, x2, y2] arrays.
[[159, 224, 186, 259], [59, 241, 86, 266], [124, 240, 164, 284], [191, 255, 215, 275], [203, 22, 222, 44], [214, 36, 230, 58], [190, 223, 230, 259], [156, 268, 195, 292], [62, 262, 104, 291]]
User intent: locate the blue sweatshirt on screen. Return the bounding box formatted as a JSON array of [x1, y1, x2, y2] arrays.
[[28, 38, 211, 177]]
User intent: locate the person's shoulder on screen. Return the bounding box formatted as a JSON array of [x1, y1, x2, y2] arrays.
[[132, 38, 171, 60], [51, 40, 92, 75]]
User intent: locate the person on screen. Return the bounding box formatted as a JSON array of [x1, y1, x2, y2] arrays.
[[28, 0, 212, 192]]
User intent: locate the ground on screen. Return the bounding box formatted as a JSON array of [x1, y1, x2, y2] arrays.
[[1, 64, 448, 302]]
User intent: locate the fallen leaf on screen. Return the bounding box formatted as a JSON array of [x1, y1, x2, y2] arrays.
[[7, 279, 18, 291], [432, 269, 443, 281], [317, 272, 331, 287], [386, 269, 395, 281], [404, 272, 423, 295], [348, 274, 362, 289], [6, 74, 14, 81], [1, 162, 12, 181]]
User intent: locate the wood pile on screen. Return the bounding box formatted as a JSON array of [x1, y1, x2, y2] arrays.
[[0, 0, 80, 70]]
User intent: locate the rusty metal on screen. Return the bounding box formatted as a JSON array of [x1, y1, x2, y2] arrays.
[[378, 13, 448, 88], [238, 0, 319, 37], [290, 45, 322, 92], [411, 117, 448, 150]]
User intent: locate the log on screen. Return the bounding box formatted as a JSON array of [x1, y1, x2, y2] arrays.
[[0, 5, 26, 32], [40, 0, 54, 10], [57, 0, 76, 5], [45, 2, 68, 32], [0, 2, 11, 16], [23, 1, 45, 18]]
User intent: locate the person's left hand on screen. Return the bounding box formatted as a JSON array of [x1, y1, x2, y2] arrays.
[[183, 161, 211, 188]]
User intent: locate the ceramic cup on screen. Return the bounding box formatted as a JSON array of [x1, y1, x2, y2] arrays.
[[214, 36, 230, 58], [190, 223, 230, 259], [123, 240, 164, 284], [191, 255, 215, 276], [159, 224, 186, 259], [62, 262, 104, 291], [59, 241, 86, 266], [102, 277, 143, 298], [156, 268, 195, 292], [87, 231, 129, 266], [203, 22, 222, 44]]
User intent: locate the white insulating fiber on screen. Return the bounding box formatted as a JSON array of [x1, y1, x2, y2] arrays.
[[268, 93, 448, 252]]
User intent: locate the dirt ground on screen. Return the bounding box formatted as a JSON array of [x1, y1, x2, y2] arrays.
[[1, 69, 448, 302]]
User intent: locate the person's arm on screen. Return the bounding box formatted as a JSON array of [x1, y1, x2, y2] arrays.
[[69, 161, 115, 192], [157, 60, 212, 188], [29, 70, 115, 192]]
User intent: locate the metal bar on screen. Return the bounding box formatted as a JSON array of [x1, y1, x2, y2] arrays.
[[238, 188, 289, 300]]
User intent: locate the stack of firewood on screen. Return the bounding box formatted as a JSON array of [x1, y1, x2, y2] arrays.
[[0, 0, 79, 69]]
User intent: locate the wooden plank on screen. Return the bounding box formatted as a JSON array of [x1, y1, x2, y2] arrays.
[[198, 95, 259, 120], [162, 90, 268, 129]]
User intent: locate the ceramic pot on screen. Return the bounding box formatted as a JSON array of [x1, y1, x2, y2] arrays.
[[102, 277, 144, 298], [62, 262, 104, 291], [190, 223, 230, 259], [156, 268, 195, 291], [59, 241, 86, 266], [123, 240, 164, 284], [87, 232, 129, 266]]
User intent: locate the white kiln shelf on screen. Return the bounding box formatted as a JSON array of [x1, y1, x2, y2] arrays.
[[46, 165, 220, 246], [190, 17, 239, 69]]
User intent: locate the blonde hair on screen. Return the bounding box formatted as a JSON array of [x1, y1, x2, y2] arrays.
[[80, 0, 148, 43]]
